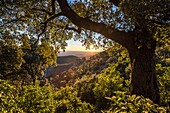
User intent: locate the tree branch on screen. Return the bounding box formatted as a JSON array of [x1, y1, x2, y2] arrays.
[[57, 0, 134, 49], [32, 8, 52, 15], [35, 12, 63, 44], [44, 12, 63, 24]]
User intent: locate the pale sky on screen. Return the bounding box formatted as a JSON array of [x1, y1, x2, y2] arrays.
[[66, 39, 103, 52]]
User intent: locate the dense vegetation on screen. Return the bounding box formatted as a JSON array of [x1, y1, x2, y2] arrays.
[[0, 37, 169, 112], [0, 0, 169, 112], [1, 1, 169, 103]]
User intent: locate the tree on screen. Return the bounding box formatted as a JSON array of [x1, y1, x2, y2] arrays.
[[0, 33, 57, 84], [0, 32, 25, 79], [21, 36, 57, 84], [0, 0, 169, 104]]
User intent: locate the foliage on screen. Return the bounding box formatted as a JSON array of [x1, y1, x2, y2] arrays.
[[93, 64, 128, 110], [104, 92, 166, 113], [155, 45, 170, 110], [0, 1, 169, 110], [156, 45, 170, 66], [121, 0, 170, 45], [107, 44, 131, 85], [1, 0, 169, 47], [0, 33, 25, 79], [156, 64, 170, 110], [94, 64, 125, 97], [0, 79, 95, 113], [0, 79, 56, 113], [0, 80, 22, 112], [0, 34, 57, 83], [21, 36, 57, 82], [158, 72, 170, 110], [74, 75, 97, 104], [0, 43, 170, 112], [54, 86, 94, 113]]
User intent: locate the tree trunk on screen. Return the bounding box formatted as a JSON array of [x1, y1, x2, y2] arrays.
[[129, 46, 160, 104]]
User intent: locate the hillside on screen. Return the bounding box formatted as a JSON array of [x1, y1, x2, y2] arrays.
[[44, 51, 100, 78], [57, 55, 80, 64], [49, 51, 118, 87], [59, 51, 99, 58], [44, 55, 84, 78]]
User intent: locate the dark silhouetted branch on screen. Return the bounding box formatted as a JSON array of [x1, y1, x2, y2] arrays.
[[35, 12, 63, 44]]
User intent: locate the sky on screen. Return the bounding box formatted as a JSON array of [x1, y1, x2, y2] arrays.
[[66, 39, 103, 52]]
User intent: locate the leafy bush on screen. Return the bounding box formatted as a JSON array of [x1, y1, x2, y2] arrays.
[[0, 36, 25, 79], [74, 75, 97, 104], [104, 91, 166, 113], [0, 79, 56, 112], [157, 64, 170, 110], [156, 45, 170, 110], [17, 84, 56, 112], [93, 64, 127, 110], [0, 80, 23, 112], [0, 34, 57, 84], [54, 86, 94, 113]]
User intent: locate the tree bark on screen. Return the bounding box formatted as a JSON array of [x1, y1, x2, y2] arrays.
[[129, 45, 160, 104]]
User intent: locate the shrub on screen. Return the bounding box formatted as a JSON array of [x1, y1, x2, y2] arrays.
[[54, 86, 94, 113], [0, 80, 23, 112], [0, 79, 56, 112], [74, 75, 97, 104], [104, 91, 166, 113], [16, 84, 56, 112], [93, 64, 126, 110], [157, 64, 170, 110]]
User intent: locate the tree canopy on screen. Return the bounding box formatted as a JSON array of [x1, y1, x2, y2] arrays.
[[1, 0, 169, 50]]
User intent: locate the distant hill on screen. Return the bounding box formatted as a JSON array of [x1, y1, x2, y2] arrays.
[[44, 54, 85, 78], [44, 51, 99, 78], [59, 51, 99, 58], [57, 55, 80, 64], [48, 51, 117, 87]]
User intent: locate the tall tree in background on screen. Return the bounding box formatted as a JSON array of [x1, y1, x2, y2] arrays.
[[0, 0, 169, 104]]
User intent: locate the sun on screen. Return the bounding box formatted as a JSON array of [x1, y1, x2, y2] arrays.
[[86, 45, 102, 52]]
